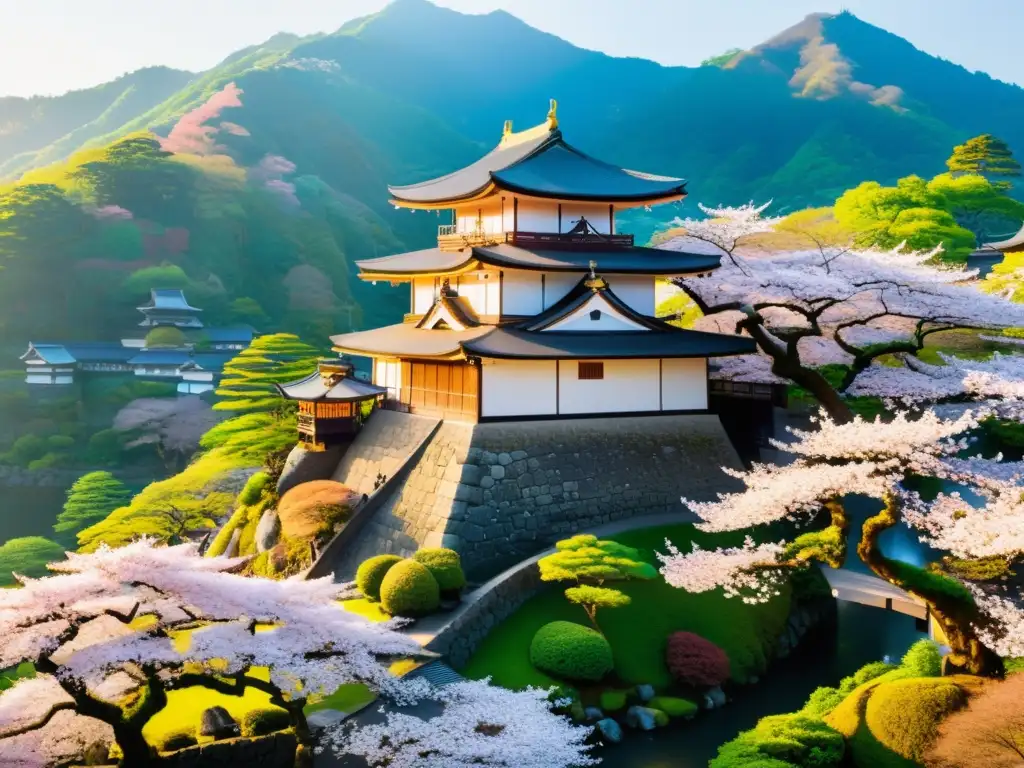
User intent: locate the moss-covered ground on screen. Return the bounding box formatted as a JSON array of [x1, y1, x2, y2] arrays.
[[461, 524, 792, 690]]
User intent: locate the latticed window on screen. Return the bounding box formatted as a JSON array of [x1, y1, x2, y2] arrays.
[[578, 361, 604, 380]]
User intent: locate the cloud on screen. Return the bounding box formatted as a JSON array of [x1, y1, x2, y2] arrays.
[[161, 82, 244, 155]]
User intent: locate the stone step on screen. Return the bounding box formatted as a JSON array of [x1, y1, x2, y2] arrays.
[[407, 660, 465, 687]]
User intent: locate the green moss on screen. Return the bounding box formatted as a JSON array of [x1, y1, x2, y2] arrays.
[[651, 708, 670, 727], [940, 554, 1015, 582], [883, 557, 975, 609], [379, 559, 440, 617], [599, 690, 627, 712], [783, 526, 846, 569], [648, 696, 698, 719], [462, 524, 792, 690], [529, 621, 613, 683], [857, 678, 966, 766], [356, 554, 403, 601], [897, 640, 942, 678], [237, 471, 271, 506]]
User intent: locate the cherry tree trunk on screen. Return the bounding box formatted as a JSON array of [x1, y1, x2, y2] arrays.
[[856, 493, 1003, 677]]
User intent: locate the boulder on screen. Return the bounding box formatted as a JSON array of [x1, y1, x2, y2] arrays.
[[584, 706, 604, 722], [595, 718, 623, 744], [199, 706, 239, 740], [635, 684, 656, 703], [706, 686, 727, 708], [254, 508, 281, 553], [625, 706, 658, 731], [222, 528, 241, 559], [276, 443, 345, 496]]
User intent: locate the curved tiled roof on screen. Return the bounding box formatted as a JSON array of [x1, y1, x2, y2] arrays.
[[275, 372, 387, 402], [388, 127, 686, 205]]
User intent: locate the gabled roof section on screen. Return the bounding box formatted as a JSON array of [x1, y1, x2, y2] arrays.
[[127, 350, 193, 366], [416, 293, 480, 331], [138, 289, 202, 312], [984, 224, 1024, 252], [275, 372, 388, 403], [388, 101, 686, 206], [461, 328, 757, 360], [21, 343, 76, 365], [520, 274, 667, 332], [331, 323, 492, 360], [356, 243, 721, 278], [204, 327, 255, 343]]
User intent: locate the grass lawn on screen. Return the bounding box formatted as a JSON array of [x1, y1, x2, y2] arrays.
[[340, 597, 392, 623], [462, 524, 792, 691]]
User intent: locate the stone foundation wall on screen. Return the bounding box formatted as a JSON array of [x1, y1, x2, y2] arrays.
[[330, 414, 743, 581], [332, 411, 441, 497]]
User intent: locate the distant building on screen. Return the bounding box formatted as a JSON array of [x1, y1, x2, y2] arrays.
[[137, 289, 204, 329], [21, 289, 255, 390]]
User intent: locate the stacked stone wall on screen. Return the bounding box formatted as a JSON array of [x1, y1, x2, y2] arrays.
[[331, 414, 743, 580]]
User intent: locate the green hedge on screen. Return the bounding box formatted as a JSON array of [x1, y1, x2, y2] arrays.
[[356, 554, 403, 601], [711, 713, 845, 768], [158, 726, 197, 752], [413, 548, 466, 593], [529, 621, 613, 682], [379, 559, 440, 617], [858, 678, 966, 766], [240, 707, 291, 737]]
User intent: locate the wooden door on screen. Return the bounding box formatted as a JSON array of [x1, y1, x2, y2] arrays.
[[399, 361, 478, 422]]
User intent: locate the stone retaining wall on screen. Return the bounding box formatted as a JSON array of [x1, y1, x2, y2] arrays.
[[332, 411, 441, 497], [159, 732, 297, 768], [331, 414, 743, 580]]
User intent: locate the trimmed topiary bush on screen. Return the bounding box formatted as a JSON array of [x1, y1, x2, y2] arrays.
[[356, 554, 403, 601], [413, 547, 466, 593], [861, 678, 966, 765], [666, 631, 730, 688], [158, 726, 197, 752], [711, 713, 845, 768], [379, 559, 440, 617], [648, 696, 698, 719], [529, 621, 613, 682], [237, 471, 271, 506], [240, 707, 291, 737]]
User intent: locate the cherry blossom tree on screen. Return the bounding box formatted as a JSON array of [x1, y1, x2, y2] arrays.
[[0, 540, 593, 767], [658, 407, 1024, 676], [660, 203, 1024, 422]]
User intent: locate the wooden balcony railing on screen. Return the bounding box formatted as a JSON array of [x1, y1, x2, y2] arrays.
[[436, 228, 635, 252]]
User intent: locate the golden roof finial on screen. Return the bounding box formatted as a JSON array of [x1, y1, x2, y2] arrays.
[[547, 98, 558, 130]]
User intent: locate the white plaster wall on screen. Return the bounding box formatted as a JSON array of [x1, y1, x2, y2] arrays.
[[558, 359, 660, 415], [545, 294, 647, 331], [608, 276, 656, 315], [481, 360, 558, 417], [455, 202, 503, 234], [502, 270, 543, 316], [542, 272, 580, 309], [413, 278, 436, 314], [661, 358, 708, 410], [374, 360, 403, 401], [455, 272, 499, 315]]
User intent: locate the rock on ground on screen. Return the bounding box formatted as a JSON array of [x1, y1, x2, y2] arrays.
[[255, 507, 281, 553], [625, 705, 659, 731], [596, 718, 623, 743], [199, 705, 239, 739]]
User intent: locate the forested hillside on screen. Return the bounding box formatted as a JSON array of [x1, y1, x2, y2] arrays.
[[2, 0, 1024, 344]]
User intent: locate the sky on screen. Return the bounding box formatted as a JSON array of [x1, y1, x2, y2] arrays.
[[1, 0, 1022, 97]]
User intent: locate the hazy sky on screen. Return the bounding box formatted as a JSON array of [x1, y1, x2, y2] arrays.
[[2, 0, 1022, 97]]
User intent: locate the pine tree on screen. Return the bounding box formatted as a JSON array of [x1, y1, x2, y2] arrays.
[[214, 333, 320, 414], [53, 471, 132, 543], [947, 134, 1022, 190]]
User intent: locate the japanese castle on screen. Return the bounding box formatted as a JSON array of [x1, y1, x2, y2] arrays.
[[20, 289, 255, 393], [318, 102, 754, 423]]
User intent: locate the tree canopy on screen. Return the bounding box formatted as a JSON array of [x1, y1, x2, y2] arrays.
[[946, 134, 1021, 189], [53, 471, 132, 542], [213, 333, 320, 414]]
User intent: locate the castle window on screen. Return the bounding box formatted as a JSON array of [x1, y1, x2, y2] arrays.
[[578, 361, 604, 380], [590, 309, 602, 321]]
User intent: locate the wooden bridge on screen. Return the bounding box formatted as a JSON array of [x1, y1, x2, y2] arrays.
[[820, 566, 928, 622]]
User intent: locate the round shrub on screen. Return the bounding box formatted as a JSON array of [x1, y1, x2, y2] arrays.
[[712, 713, 844, 768], [899, 639, 942, 678], [413, 547, 466, 593], [379, 559, 440, 617], [529, 621, 613, 682], [158, 726, 197, 752], [240, 707, 291, 737], [863, 678, 967, 764], [356, 554, 403, 601], [666, 631, 731, 688]]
